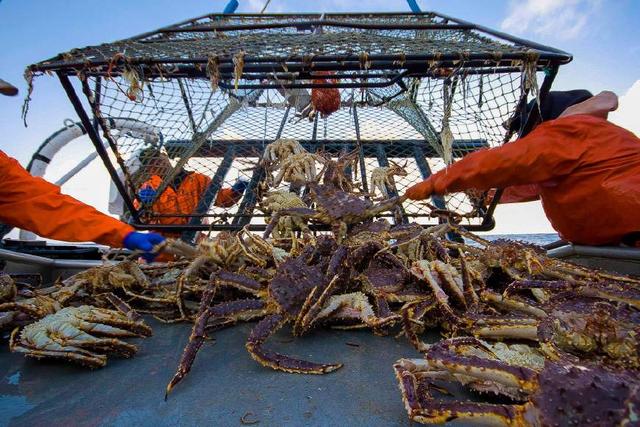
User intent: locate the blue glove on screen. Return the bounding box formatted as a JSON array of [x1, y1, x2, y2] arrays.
[[231, 178, 249, 194], [123, 231, 165, 263], [138, 185, 157, 204]]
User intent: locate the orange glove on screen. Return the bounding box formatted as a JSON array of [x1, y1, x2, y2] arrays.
[[404, 179, 434, 200]]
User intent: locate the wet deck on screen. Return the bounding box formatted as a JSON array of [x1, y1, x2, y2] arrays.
[[1, 319, 429, 426]]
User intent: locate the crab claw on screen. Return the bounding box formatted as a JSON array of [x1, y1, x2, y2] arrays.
[[246, 313, 343, 374]]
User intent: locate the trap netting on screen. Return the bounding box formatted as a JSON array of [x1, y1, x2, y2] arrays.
[[90, 70, 529, 230], [27, 12, 570, 237]]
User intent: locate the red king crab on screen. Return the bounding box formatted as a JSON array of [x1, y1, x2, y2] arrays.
[[165, 243, 347, 397], [10, 305, 152, 368], [394, 337, 640, 426], [264, 182, 403, 243], [369, 160, 408, 200], [165, 236, 400, 397]]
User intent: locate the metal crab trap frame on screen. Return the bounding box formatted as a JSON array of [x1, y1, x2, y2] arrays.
[[28, 11, 571, 242]]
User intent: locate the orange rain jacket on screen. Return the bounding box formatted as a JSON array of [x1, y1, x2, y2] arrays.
[[0, 150, 133, 247], [135, 172, 211, 225], [421, 115, 640, 245], [214, 187, 243, 208]]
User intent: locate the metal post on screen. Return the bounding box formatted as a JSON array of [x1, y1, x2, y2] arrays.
[[182, 145, 235, 242], [352, 106, 370, 198], [412, 145, 446, 210], [375, 144, 406, 223], [57, 73, 141, 222], [177, 79, 198, 132], [234, 105, 291, 227]]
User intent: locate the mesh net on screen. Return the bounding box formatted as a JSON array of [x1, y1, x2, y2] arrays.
[[87, 67, 531, 232], [27, 13, 568, 238]]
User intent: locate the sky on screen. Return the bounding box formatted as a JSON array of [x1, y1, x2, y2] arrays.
[[0, 0, 639, 237]]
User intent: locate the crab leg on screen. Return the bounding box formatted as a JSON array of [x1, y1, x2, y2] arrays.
[[165, 285, 217, 399], [458, 250, 479, 309], [206, 299, 270, 331], [246, 313, 343, 374], [469, 315, 539, 341], [102, 293, 142, 321], [481, 290, 547, 319], [410, 261, 460, 323], [401, 299, 439, 352], [394, 358, 524, 426], [216, 270, 264, 295]]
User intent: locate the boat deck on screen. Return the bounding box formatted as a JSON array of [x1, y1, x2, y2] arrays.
[[1, 320, 434, 426]]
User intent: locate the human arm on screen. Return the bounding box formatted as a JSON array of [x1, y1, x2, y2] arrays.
[[0, 150, 159, 249], [484, 184, 541, 205], [404, 117, 588, 200]]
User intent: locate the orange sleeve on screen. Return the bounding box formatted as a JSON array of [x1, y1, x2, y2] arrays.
[[0, 150, 134, 247], [214, 188, 236, 208], [428, 117, 587, 195], [496, 184, 541, 204]]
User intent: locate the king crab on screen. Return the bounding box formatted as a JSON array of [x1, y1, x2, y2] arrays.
[[264, 182, 403, 243], [394, 337, 639, 426]]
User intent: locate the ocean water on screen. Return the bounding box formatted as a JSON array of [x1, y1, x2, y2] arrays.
[[477, 233, 560, 247]]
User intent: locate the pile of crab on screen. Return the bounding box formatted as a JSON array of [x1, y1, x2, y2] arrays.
[[1, 137, 639, 426]]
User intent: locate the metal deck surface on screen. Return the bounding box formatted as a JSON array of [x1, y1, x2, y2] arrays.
[[1, 319, 428, 426]]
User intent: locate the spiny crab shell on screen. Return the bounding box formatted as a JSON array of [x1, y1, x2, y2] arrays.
[[394, 338, 640, 426], [268, 256, 328, 316], [0, 273, 17, 303], [538, 294, 640, 369]]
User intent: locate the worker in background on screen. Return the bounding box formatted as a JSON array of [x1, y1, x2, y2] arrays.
[[0, 77, 164, 260], [135, 148, 248, 227], [404, 90, 640, 247], [214, 178, 249, 208]]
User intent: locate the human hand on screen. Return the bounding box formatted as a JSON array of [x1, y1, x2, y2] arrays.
[[138, 185, 157, 204], [123, 232, 166, 262], [404, 179, 434, 201]]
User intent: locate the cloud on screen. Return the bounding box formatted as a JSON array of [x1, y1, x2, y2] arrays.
[[609, 80, 640, 137], [500, 0, 600, 40]]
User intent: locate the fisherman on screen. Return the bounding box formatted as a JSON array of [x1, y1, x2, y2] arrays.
[[0, 79, 165, 260], [404, 90, 640, 247], [135, 148, 248, 226]]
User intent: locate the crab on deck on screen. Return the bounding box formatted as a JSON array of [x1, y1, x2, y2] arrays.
[[10, 305, 152, 368], [165, 245, 349, 397], [394, 337, 639, 426]]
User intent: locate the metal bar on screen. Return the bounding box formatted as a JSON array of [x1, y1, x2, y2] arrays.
[[54, 152, 99, 186], [33, 52, 567, 74], [163, 139, 489, 158], [412, 145, 446, 210], [0, 247, 106, 269], [80, 78, 142, 209], [181, 145, 235, 242], [131, 221, 492, 232], [375, 144, 406, 224], [218, 73, 410, 90], [159, 20, 473, 33], [56, 67, 542, 83], [297, 113, 320, 196], [234, 105, 291, 227], [177, 79, 198, 132], [432, 11, 572, 58], [57, 73, 140, 222], [352, 106, 369, 198]]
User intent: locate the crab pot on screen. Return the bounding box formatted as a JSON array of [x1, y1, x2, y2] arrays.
[[28, 12, 571, 242]]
